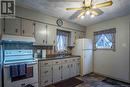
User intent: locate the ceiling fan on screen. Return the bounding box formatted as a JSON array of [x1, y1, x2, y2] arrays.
[[65, 0, 113, 19]]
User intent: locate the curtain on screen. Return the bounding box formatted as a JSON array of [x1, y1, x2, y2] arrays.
[[56, 30, 70, 52], [94, 28, 116, 51]]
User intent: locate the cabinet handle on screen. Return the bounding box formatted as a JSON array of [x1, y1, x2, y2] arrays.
[[15, 29, 18, 33], [71, 64, 73, 67], [44, 80, 48, 83], [3, 29, 5, 33], [53, 40, 55, 44], [56, 62, 59, 64], [43, 40, 45, 44], [61, 65, 63, 68], [44, 62, 48, 65], [32, 32, 34, 35], [44, 71, 48, 73], [59, 66, 60, 70], [22, 30, 25, 34], [68, 65, 69, 68]]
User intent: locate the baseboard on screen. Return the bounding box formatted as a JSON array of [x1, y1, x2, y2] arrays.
[[94, 72, 130, 84]]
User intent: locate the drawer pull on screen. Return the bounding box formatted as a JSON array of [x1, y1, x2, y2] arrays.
[[65, 60, 67, 62], [44, 63, 48, 65], [44, 71, 48, 73], [44, 80, 48, 83], [56, 62, 59, 63], [71, 64, 73, 67], [73, 59, 75, 61]]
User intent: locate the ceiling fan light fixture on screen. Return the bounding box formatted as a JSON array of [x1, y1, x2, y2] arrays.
[[92, 5, 97, 9], [91, 14, 95, 18], [86, 11, 90, 15], [81, 15, 85, 19]]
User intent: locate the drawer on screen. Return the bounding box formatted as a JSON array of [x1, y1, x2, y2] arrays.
[[76, 58, 80, 62], [40, 66, 52, 76], [61, 59, 70, 64], [53, 60, 61, 65], [40, 60, 52, 67], [40, 75, 52, 87], [70, 58, 76, 62]]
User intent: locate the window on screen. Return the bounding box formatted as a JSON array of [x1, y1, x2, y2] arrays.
[[56, 30, 70, 52], [94, 28, 116, 51]]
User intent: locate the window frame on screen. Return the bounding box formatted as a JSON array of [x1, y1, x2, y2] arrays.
[[56, 29, 71, 52], [93, 28, 116, 51]]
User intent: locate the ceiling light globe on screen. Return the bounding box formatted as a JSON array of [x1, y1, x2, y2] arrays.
[[91, 15, 95, 18], [81, 15, 85, 19], [86, 11, 90, 15]]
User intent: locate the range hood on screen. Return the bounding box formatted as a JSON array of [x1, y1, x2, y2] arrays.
[[1, 34, 36, 42]]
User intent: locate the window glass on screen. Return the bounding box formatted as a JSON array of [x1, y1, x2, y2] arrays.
[[56, 30, 70, 52], [96, 34, 112, 49]]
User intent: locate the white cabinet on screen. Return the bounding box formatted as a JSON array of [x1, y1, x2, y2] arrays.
[[70, 30, 86, 46], [3, 18, 21, 35], [39, 60, 53, 87], [75, 62, 80, 75], [2, 18, 35, 37], [47, 25, 57, 46], [21, 19, 34, 37], [40, 66, 53, 87], [52, 60, 62, 83], [70, 31, 76, 46], [38, 57, 80, 87], [69, 63, 76, 77], [34, 22, 47, 45], [62, 64, 70, 80], [53, 65, 62, 83]]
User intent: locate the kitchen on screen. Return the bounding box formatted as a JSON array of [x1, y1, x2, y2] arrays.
[[0, 0, 130, 87]]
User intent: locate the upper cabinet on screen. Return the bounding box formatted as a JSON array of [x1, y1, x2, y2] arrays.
[[21, 19, 34, 37], [34, 22, 47, 45], [2, 18, 35, 37], [3, 18, 21, 36], [70, 30, 86, 46], [47, 25, 56, 46]]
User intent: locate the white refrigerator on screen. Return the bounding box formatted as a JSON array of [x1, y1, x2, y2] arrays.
[[73, 38, 93, 76]]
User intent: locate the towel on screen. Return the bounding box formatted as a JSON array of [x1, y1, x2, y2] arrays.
[[19, 64, 27, 76], [10, 65, 19, 78]]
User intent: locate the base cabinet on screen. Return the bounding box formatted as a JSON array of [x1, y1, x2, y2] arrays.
[[62, 64, 70, 80], [38, 57, 80, 87], [53, 65, 62, 83]]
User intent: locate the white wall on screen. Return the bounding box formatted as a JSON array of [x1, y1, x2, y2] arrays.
[[15, 6, 85, 31], [86, 15, 130, 82]]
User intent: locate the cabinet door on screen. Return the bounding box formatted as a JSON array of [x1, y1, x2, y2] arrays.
[[22, 19, 34, 37], [34, 22, 47, 45], [4, 18, 21, 35], [70, 30, 76, 46], [76, 62, 80, 75], [40, 66, 53, 87], [47, 25, 56, 45], [53, 65, 62, 83], [69, 63, 76, 77], [62, 64, 70, 80]]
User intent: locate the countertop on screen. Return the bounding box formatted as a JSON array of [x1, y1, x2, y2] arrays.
[[36, 55, 80, 61]]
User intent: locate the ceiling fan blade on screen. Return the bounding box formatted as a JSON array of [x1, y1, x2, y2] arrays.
[[48, 0, 83, 2], [77, 11, 85, 18], [94, 1, 113, 8], [91, 9, 104, 16], [84, 0, 92, 7], [69, 10, 82, 20], [66, 8, 82, 10]]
